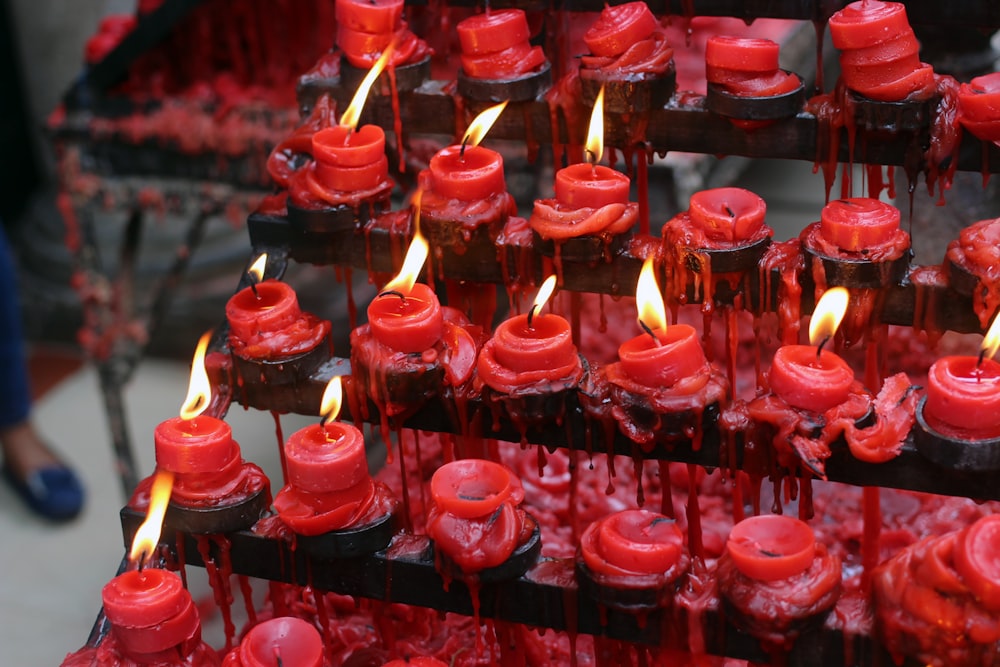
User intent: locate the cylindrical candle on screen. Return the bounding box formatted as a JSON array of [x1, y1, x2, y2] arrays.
[[102, 569, 202, 656], [311, 125, 389, 193], [430, 458, 520, 519], [617, 324, 706, 388], [581, 509, 684, 576], [768, 345, 855, 412], [367, 283, 443, 353], [820, 198, 901, 253], [428, 145, 506, 201], [582, 1, 658, 57], [284, 421, 369, 494], [223, 617, 324, 667], [726, 514, 816, 582], [226, 280, 301, 342], [924, 356, 1000, 439], [335, 0, 403, 34], [154, 416, 236, 474], [554, 164, 630, 209], [688, 187, 767, 244], [490, 312, 577, 374], [457, 9, 545, 80]]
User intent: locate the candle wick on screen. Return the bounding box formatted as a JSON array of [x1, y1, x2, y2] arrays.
[[816, 335, 831, 357], [586, 148, 597, 166], [274, 648, 283, 667], [136, 551, 147, 573], [460, 135, 469, 159], [527, 304, 539, 329], [978, 347, 987, 369], [639, 319, 661, 347], [724, 205, 735, 218], [378, 289, 406, 303], [250, 281, 260, 300]]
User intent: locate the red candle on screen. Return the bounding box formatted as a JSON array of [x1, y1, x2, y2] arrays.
[[154, 416, 235, 474], [457, 9, 545, 80], [581, 509, 684, 576], [226, 280, 301, 341], [768, 345, 855, 412], [428, 145, 506, 201], [335, 0, 403, 35], [311, 125, 389, 193], [383, 659, 448, 667], [923, 356, 1000, 439], [706, 36, 779, 74], [618, 324, 706, 388], [490, 310, 577, 375], [367, 282, 443, 353], [430, 458, 519, 519], [102, 569, 202, 656], [954, 515, 1000, 611], [284, 421, 369, 494], [553, 163, 630, 210], [687, 187, 767, 244], [223, 617, 323, 667], [959, 73, 1000, 142], [726, 514, 816, 582], [820, 198, 901, 252], [582, 1, 658, 58]]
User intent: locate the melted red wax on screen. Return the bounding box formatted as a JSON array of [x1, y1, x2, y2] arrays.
[[129, 461, 270, 510], [229, 311, 331, 361], [945, 216, 1000, 329], [529, 199, 638, 242], [60, 637, 220, 667], [799, 220, 910, 264], [273, 479, 399, 536]]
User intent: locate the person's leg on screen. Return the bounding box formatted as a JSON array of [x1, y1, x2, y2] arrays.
[[0, 223, 83, 519]]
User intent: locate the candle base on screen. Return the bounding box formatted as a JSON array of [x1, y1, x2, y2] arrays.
[[160, 487, 271, 534], [801, 224, 912, 289], [847, 89, 939, 133], [340, 54, 431, 95], [288, 197, 389, 234], [434, 517, 541, 583], [575, 555, 687, 611], [914, 396, 1000, 472], [231, 330, 332, 388], [579, 63, 676, 114], [298, 502, 398, 559], [531, 229, 629, 265], [420, 193, 514, 282], [351, 339, 446, 421], [481, 356, 588, 436], [457, 61, 552, 103], [706, 72, 805, 121], [946, 255, 985, 299], [677, 236, 773, 275]]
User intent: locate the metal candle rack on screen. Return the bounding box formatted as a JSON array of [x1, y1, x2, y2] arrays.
[[109, 1, 1000, 664]]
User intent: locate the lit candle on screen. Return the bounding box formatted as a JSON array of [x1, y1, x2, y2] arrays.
[[768, 287, 855, 412], [819, 198, 901, 253], [923, 314, 1000, 440], [425, 101, 508, 201], [456, 9, 545, 80], [616, 257, 707, 388], [687, 187, 768, 245], [222, 617, 323, 667], [580, 509, 684, 577], [725, 514, 816, 581]]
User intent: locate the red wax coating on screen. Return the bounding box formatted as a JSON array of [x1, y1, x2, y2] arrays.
[[383, 659, 448, 667], [705, 36, 779, 73], [335, 0, 403, 34], [102, 569, 188, 628], [460, 43, 546, 80], [688, 187, 767, 243], [430, 458, 521, 519], [617, 324, 706, 388], [367, 282, 443, 353], [820, 198, 901, 252], [828, 1, 911, 50], [285, 422, 368, 494], [226, 280, 300, 342], [924, 356, 1000, 438], [154, 415, 236, 475], [490, 312, 577, 374], [112, 600, 200, 655], [582, 1, 658, 58], [231, 617, 323, 667], [768, 345, 855, 413], [954, 515, 1000, 611], [959, 73, 1000, 121], [428, 145, 506, 201], [727, 514, 817, 582], [312, 125, 388, 192], [585, 509, 684, 575], [456, 10, 529, 55], [554, 164, 631, 210]]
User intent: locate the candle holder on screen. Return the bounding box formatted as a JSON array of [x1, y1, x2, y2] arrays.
[[480, 356, 589, 438], [162, 488, 271, 534], [287, 198, 389, 234], [457, 62, 552, 103], [847, 90, 938, 133], [531, 229, 629, 265], [296, 500, 399, 559], [913, 396, 1000, 472], [419, 190, 518, 281], [579, 64, 677, 115], [800, 223, 912, 289], [340, 54, 431, 94], [231, 330, 333, 389], [705, 72, 805, 121]]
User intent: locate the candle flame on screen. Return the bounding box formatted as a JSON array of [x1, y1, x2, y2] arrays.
[[320, 376, 343, 425], [462, 101, 508, 148], [382, 230, 429, 294], [179, 331, 212, 420], [981, 312, 1000, 360], [808, 287, 850, 346], [585, 84, 605, 165], [128, 469, 175, 568], [248, 253, 267, 284], [531, 275, 558, 315], [635, 256, 667, 333], [340, 40, 396, 131]]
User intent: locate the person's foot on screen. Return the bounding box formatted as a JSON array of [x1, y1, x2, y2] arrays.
[[1, 421, 85, 521]]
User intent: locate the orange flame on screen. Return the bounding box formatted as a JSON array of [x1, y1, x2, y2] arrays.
[[585, 84, 605, 165], [635, 256, 667, 333], [982, 311, 1000, 360], [383, 228, 429, 295], [320, 376, 344, 425], [808, 287, 850, 346], [531, 275, 558, 315], [462, 101, 508, 148], [179, 331, 212, 420], [128, 469, 174, 568], [248, 253, 267, 284], [340, 41, 396, 131]]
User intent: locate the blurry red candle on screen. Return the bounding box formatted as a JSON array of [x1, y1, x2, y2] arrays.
[[726, 515, 816, 582], [284, 420, 368, 494], [312, 125, 388, 192], [958, 73, 1000, 143], [102, 569, 202, 657], [820, 198, 901, 253], [955, 515, 1000, 611], [457, 9, 545, 80], [581, 509, 684, 576], [222, 617, 323, 667], [155, 416, 235, 474]]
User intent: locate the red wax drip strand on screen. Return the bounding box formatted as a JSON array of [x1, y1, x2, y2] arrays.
[[388, 65, 405, 174], [195, 535, 237, 652], [413, 429, 428, 522], [659, 461, 674, 519], [395, 428, 413, 531], [636, 147, 650, 236], [313, 587, 334, 666], [271, 411, 288, 484], [237, 575, 257, 627], [685, 463, 704, 563]]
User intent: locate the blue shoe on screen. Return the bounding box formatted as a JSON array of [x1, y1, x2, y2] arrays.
[[2, 463, 84, 521]]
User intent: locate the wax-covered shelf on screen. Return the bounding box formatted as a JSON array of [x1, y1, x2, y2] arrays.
[[117, 507, 884, 666]]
